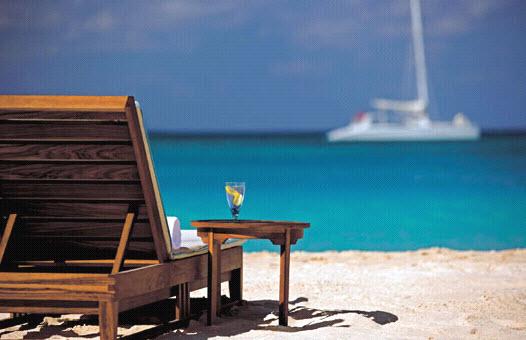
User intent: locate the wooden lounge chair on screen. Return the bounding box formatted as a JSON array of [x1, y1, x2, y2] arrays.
[[0, 95, 243, 339]]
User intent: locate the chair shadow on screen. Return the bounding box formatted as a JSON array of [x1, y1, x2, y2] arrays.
[[0, 297, 398, 339], [0, 315, 99, 339], [152, 297, 398, 339]]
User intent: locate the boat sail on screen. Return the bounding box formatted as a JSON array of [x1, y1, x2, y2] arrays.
[[327, 0, 480, 142]]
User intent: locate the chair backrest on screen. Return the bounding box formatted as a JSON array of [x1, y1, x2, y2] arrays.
[[0, 95, 171, 264]]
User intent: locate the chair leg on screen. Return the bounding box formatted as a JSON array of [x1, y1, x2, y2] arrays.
[[99, 301, 118, 340], [175, 283, 190, 321], [229, 267, 243, 303]]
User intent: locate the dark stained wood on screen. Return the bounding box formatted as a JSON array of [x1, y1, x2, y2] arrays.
[[7, 239, 156, 261], [0, 138, 132, 144], [196, 227, 304, 245], [0, 110, 125, 120], [0, 96, 245, 337], [0, 118, 127, 125], [192, 220, 310, 229], [0, 123, 130, 140], [15, 219, 152, 238], [0, 163, 138, 180], [207, 232, 221, 325], [99, 301, 118, 340], [112, 246, 242, 300], [0, 214, 16, 264], [229, 267, 243, 303], [2, 197, 145, 203], [192, 219, 308, 326], [125, 98, 170, 262], [0, 272, 115, 301], [0, 182, 143, 199], [0, 201, 147, 219], [118, 288, 171, 313], [112, 213, 136, 274], [0, 143, 134, 160], [279, 228, 291, 326], [175, 283, 190, 320]]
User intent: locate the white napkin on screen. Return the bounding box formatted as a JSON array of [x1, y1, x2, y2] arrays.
[[166, 216, 181, 249]]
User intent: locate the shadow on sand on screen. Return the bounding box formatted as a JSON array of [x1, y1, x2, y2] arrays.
[[0, 297, 398, 339]]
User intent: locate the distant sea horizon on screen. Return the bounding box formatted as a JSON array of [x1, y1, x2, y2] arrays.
[[149, 132, 526, 252], [149, 128, 526, 138]]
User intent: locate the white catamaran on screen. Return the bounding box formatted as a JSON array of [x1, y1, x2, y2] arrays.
[[327, 0, 480, 142]]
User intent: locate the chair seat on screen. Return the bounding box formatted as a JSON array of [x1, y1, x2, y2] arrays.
[[170, 230, 245, 260]]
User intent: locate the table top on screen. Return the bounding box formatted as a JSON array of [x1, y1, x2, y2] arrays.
[[191, 219, 310, 229]]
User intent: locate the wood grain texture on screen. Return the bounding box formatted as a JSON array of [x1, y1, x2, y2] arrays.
[[0, 214, 16, 264], [0, 201, 147, 219], [6, 239, 156, 261], [192, 220, 310, 229], [125, 99, 170, 262], [0, 95, 128, 111], [0, 163, 139, 180], [0, 143, 134, 160], [207, 232, 221, 325], [0, 96, 245, 335], [175, 282, 190, 320], [99, 301, 119, 340], [112, 213, 136, 274], [0, 110, 125, 120], [279, 229, 291, 326], [193, 220, 307, 326], [16, 219, 152, 238], [0, 182, 143, 199], [0, 123, 130, 140]]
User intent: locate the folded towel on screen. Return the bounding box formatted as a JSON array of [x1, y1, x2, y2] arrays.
[[166, 216, 181, 249]]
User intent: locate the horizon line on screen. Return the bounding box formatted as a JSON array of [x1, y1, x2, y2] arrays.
[[149, 128, 526, 138]]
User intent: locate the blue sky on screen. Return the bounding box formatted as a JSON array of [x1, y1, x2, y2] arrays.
[[1, 0, 525, 132]]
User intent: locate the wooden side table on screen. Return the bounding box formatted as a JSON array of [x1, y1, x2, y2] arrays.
[[191, 220, 309, 326]]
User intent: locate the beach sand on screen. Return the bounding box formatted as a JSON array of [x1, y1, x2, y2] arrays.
[[1, 248, 526, 339]]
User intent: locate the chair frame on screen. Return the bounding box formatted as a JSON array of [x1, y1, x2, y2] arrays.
[[0, 96, 243, 339]]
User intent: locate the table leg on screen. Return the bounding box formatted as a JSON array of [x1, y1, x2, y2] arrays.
[[207, 232, 222, 325], [279, 229, 291, 326]]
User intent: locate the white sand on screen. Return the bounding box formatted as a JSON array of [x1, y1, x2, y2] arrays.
[[1, 248, 526, 339]]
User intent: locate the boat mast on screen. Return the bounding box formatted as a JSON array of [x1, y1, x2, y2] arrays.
[[410, 0, 429, 112]]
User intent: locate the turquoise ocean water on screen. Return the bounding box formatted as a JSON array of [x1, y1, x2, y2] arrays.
[[150, 134, 526, 252]]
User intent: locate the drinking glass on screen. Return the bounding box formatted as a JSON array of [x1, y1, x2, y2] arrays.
[[225, 182, 245, 220]]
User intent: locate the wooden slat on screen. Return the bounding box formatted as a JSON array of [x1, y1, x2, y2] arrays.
[[0, 118, 127, 124], [0, 272, 109, 280], [1, 197, 145, 203], [126, 98, 170, 262], [0, 182, 143, 199], [0, 143, 135, 160], [0, 138, 132, 144], [0, 96, 167, 268], [0, 123, 130, 140], [0, 159, 135, 164], [0, 111, 125, 119], [0, 201, 148, 219], [6, 239, 156, 261], [113, 246, 243, 299], [112, 212, 136, 274], [0, 95, 128, 111], [0, 163, 139, 180], [16, 220, 152, 238], [118, 288, 171, 312], [0, 214, 16, 263]]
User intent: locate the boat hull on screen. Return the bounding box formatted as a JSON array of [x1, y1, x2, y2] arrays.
[[327, 123, 480, 142]]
